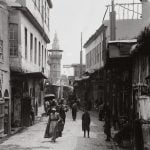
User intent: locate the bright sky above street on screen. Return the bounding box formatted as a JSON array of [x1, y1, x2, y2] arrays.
[[50, 0, 140, 75]]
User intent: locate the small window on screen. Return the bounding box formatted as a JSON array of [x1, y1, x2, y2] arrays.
[[45, 48, 47, 67], [39, 42, 41, 66], [0, 90, 2, 100], [25, 28, 27, 59], [34, 37, 37, 64], [30, 33, 33, 62], [42, 45, 43, 67]]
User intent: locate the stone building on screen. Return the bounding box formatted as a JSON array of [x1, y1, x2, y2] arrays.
[[0, 0, 11, 136], [82, 1, 144, 111], [6, 0, 52, 128], [84, 25, 107, 109]]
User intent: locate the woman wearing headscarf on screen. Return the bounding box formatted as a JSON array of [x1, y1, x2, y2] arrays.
[[44, 107, 60, 142]]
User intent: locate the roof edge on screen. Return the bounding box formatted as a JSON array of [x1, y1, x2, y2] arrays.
[[84, 24, 107, 48]]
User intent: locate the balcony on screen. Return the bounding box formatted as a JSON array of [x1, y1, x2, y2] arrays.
[[103, 2, 142, 21]]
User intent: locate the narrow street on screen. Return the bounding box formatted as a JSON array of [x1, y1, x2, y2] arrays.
[[0, 110, 113, 150]]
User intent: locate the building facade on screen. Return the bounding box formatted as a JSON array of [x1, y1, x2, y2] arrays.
[[82, 1, 149, 111], [6, 0, 52, 128], [84, 25, 107, 109], [82, 0, 150, 148], [0, 0, 11, 136]]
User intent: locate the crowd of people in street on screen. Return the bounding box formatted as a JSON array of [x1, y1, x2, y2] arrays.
[[43, 95, 132, 145], [43, 96, 92, 142]]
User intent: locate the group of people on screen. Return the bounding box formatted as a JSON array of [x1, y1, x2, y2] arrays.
[[44, 99, 68, 142], [44, 97, 113, 142]]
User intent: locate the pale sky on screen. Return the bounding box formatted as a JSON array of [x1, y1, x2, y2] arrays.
[[49, 0, 140, 75]]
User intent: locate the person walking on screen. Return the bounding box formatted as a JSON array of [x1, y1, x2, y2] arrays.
[[99, 102, 104, 121], [72, 102, 78, 121], [30, 105, 35, 125], [59, 102, 66, 123], [82, 109, 91, 138], [44, 107, 59, 142], [104, 102, 111, 141]]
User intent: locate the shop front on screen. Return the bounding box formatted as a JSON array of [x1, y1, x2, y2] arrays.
[[11, 72, 47, 128]]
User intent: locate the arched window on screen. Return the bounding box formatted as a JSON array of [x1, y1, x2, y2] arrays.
[[4, 89, 9, 99], [0, 90, 2, 101]]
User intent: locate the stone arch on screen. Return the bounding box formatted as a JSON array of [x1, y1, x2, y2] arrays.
[[4, 89, 9, 98]]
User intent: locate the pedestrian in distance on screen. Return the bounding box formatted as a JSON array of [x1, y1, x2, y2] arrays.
[[104, 102, 111, 141], [82, 108, 91, 138], [99, 102, 104, 121], [72, 102, 78, 121], [44, 100, 50, 115], [30, 105, 35, 125], [59, 100, 66, 123]]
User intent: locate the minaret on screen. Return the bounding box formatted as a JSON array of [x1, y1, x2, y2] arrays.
[[52, 32, 60, 50], [48, 32, 63, 84]]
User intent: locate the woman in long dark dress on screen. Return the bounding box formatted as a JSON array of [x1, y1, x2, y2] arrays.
[[82, 109, 91, 138], [44, 108, 59, 142], [72, 102, 77, 121]]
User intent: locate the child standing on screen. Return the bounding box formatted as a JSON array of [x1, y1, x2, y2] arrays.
[[82, 109, 91, 138]]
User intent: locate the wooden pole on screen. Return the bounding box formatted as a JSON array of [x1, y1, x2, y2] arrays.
[[80, 32, 83, 77]]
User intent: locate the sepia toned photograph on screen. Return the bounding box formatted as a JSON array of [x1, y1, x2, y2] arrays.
[[0, 0, 149, 149]]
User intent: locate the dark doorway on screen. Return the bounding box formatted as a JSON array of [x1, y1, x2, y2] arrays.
[[21, 96, 31, 127], [4, 89, 9, 134]]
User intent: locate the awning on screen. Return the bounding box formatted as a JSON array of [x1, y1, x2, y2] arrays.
[[108, 39, 137, 44], [87, 69, 95, 74], [108, 39, 137, 58], [82, 76, 90, 80], [11, 72, 48, 79], [74, 75, 90, 82], [24, 72, 47, 79]]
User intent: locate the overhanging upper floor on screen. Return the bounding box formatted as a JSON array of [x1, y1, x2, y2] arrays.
[[13, 6, 50, 43]]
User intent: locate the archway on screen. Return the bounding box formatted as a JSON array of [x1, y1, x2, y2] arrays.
[[4, 89, 10, 134], [0, 90, 4, 135], [4, 89, 9, 98]]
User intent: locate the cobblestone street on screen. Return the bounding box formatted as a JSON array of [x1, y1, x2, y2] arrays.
[[0, 110, 114, 150]]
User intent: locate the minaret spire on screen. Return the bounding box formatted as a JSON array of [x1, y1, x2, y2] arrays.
[[52, 32, 59, 50]]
